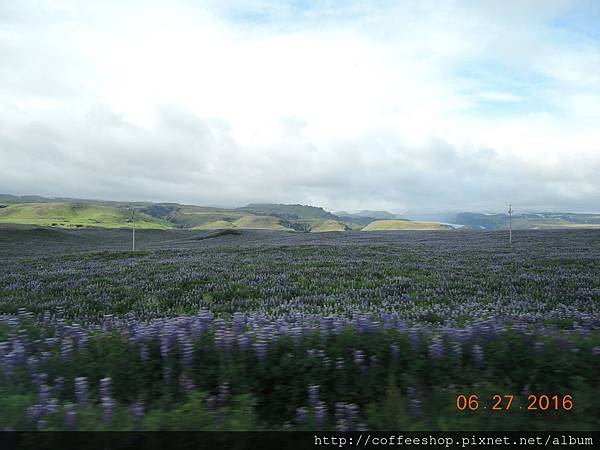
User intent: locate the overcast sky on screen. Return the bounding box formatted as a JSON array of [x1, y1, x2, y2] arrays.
[[1, 0, 599, 213]]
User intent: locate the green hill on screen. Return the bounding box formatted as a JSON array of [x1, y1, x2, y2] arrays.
[[232, 215, 293, 230], [362, 220, 451, 231], [194, 215, 293, 231], [194, 219, 237, 230], [238, 203, 336, 220], [309, 220, 349, 232], [0, 202, 172, 229], [159, 205, 246, 228]]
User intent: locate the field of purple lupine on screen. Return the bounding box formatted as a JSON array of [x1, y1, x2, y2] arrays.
[[1, 227, 599, 430]]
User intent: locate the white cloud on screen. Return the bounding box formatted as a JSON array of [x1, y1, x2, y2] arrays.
[[477, 92, 524, 102], [1, 0, 599, 212]]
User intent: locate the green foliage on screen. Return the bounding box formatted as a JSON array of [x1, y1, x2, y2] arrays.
[[1, 323, 599, 431], [0, 202, 172, 229]]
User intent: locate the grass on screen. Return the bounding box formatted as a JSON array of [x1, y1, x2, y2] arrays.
[[0, 203, 172, 229], [194, 215, 294, 231], [362, 220, 451, 231], [309, 220, 348, 232], [164, 205, 247, 228], [233, 215, 293, 231], [195, 220, 237, 230]]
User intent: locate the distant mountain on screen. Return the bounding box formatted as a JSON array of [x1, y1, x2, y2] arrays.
[[454, 212, 600, 230], [238, 203, 337, 220], [335, 209, 398, 226], [4, 195, 597, 232], [346, 210, 397, 219], [0, 194, 53, 202], [0, 197, 351, 232]]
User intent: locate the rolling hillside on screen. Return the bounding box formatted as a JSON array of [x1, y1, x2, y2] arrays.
[[4, 195, 597, 233], [237, 203, 336, 220], [309, 220, 349, 232], [0, 202, 172, 229], [362, 220, 451, 231]]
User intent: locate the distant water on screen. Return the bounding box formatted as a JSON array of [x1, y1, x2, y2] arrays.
[[430, 221, 464, 229]]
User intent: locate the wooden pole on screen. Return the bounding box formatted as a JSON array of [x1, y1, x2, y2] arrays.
[[508, 204, 513, 246]]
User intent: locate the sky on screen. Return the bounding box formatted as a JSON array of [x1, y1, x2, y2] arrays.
[[1, 0, 599, 213]]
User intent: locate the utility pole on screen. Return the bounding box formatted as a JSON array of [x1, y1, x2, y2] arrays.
[[508, 204, 513, 246], [130, 207, 136, 252]]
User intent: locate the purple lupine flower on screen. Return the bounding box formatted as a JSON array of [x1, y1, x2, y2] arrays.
[[61, 338, 73, 361], [75, 331, 88, 350], [356, 422, 368, 431], [352, 350, 365, 366], [47, 398, 59, 415], [27, 356, 39, 375], [236, 332, 251, 352], [308, 384, 319, 407], [3, 352, 16, 379], [205, 395, 217, 411], [31, 371, 47, 387], [54, 377, 65, 393], [345, 403, 359, 429], [409, 328, 420, 351], [130, 400, 145, 425], [294, 406, 308, 425], [314, 401, 327, 430], [592, 346, 600, 356], [163, 367, 172, 385], [74, 377, 88, 407], [335, 357, 345, 370], [233, 312, 245, 332], [335, 402, 349, 431], [389, 344, 399, 361], [253, 339, 267, 360], [139, 344, 149, 362], [428, 336, 444, 359], [100, 377, 112, 398], [27, 404, 44, 423], [38, 384, 52, 405], [214, 328, 234, 353], [290, 326, 303, 345], [178, 329, 194, 367], [64, 404, 77, 430], [534, 341, 544, 354], [218, 382, 230, 406], [331, 319, 344, 335], [101, 396, 115, 424], [472, 344, 485, 368], [452, 341, 463, 362], [159, 329, 172, 360], [179, 372, 196, 395], [406, 386, 422, 417]]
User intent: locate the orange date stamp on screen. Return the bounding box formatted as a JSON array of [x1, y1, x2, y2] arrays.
[[455, 394, 573, 411]]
